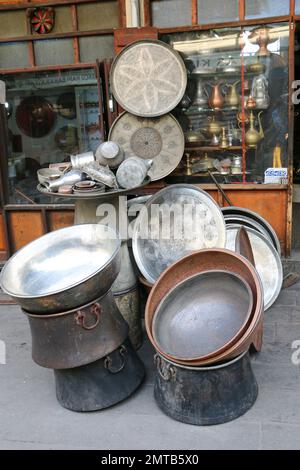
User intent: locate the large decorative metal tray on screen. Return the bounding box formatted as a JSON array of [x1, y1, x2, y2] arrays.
[[132, 184, 226, 284], [222, 206, 281, 254], [109, 112, 184, 181], [223, 214, 273, 246], [225, 225, 282, 310], [110, 40, 187, 117]]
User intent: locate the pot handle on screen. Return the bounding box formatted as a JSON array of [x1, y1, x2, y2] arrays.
[[154, 354, 176, 381], [104, 345, 127, 374], [75, 303, 101, 330]]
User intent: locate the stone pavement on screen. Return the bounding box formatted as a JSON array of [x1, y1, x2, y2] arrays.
[[0, 282, 300, 450]]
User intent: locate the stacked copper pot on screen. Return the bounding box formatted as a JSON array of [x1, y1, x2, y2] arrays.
[[0, 224, 144, 412]]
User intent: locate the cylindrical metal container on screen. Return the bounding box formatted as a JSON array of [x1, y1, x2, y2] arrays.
[[154, 352, 258, 426], [54, 338, 145, 412], [71, 151, 94, 169], [114, 286, 143, 350], [24, 290, 128, 369]]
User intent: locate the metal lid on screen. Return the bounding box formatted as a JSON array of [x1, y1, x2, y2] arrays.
[[110, 39, 187, 117]]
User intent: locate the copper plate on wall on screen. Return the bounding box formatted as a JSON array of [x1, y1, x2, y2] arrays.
[[16, 95, 56, 138], [110, 40, 187, 117], [109, 112, 184, 181]]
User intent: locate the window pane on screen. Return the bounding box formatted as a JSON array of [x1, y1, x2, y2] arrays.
[[245, 0, 289, 19], [77, 1, 119, 30], [0, 43, 29, 69], [0, 11, 27, 37], [79, 36, 115, 62], [296, 0, 300, 15], [52, 6, 73, 33], [197, 0, 238, 24], [34, 39, 74, 66], [151, 0, 192, 28]]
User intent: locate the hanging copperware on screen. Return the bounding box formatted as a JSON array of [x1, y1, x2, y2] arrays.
[[16, 96, 55, 138], [110, 40, 187, 117], [31, 7, 55, 34]]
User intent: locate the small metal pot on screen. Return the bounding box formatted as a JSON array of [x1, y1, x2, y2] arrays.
[[154, 352, 258, 425], [54, 338, 145, 412], [70, 151, 95, 169], [23, 290, 129, 369]]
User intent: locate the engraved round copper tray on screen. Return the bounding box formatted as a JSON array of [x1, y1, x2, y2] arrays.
[[16, 95, 55, 138], [110, 40, 187, 117]]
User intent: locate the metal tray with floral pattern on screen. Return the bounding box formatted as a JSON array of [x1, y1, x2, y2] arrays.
[[225, 225, 282, 311], [110, 40, 187, 117], [109, 112, 184, 181], [132, 184, 226, 284]]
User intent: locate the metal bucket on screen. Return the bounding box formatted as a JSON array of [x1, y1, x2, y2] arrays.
[[54, 338, 145, 412], [24, 290, 128, 369], [154, 352, 258, 425]]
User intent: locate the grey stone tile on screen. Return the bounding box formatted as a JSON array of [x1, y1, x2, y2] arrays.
[[263, 306, 292, 324], [261, 422, 300, 450], [274, 290, 297, 307]]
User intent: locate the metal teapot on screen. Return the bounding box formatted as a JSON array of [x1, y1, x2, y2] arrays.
[[251, 75, 270, 109], [207, 115, 222, 136], [245, 111, 264, 148]]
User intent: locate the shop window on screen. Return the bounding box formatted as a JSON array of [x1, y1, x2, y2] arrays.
[[79, 35, 115, 62], [245, 0, 289, 19], [2, 68, 104, 204], [77, 1, 119, 30], [34, 39, 74, 66], [296, 0, 300, 15], [151, 0, 192, 28], [197, 0, 238, 24], [0, 43, 29, 69]]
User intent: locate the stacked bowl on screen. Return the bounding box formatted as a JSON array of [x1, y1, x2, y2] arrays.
[[0, 224, 144, 412]]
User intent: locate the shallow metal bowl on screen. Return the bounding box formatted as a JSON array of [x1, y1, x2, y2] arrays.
[[0, 224, 121, 313], [152, 270, 253, 362]]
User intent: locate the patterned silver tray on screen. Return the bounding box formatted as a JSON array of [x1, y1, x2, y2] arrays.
[[110, 40, 187, 117], [109, 112, 184, 182], [132, 184, 226, 284], [225, 225, 282, 311]]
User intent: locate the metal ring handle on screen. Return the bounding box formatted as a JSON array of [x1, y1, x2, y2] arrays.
[[104, 345, 127, 374], [154, 354, 176, 382], [75, 303, 101, 330]]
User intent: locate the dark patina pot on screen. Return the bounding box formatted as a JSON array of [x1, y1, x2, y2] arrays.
[[23, 290, 128, 369], [54, 338, 145, 412], [154, 351, 258, 425]]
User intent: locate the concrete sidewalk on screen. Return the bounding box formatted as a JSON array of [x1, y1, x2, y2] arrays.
[[0, 283, 300, 450]]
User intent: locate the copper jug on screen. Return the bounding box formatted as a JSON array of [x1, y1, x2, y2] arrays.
[[209, 83, 224, 110], [245, 111, 264, 148], [225, 81, 240, 109]]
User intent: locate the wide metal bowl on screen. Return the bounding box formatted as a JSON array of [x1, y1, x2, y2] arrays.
[[145, 248, 264, 366], [152, 270, 253, 362], [0, 224, 121, 313]]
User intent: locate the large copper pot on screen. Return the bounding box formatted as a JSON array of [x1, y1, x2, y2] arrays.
[[145, 248, 263, 366]]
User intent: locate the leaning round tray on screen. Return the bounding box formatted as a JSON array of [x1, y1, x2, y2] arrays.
[[221, 206, 281, 254], [223, 214, 274, 246], [152, 270, 253, 362], [37, 176, 151, 200], [109, 39, 187, 117], [108, 112, 185, 181], [225, 224, 282, 311], [132, 184, 226, 284]]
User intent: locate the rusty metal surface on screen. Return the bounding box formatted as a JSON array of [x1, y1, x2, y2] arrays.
[[110, 39, 187, 117], [114, 286, 143, 350], [235, 226, 256, 267], [54, 338, 145, 412], [154, 351, 258, 425], [24, 290, 129, 369], [0, 224, 120, 313], [152, 270, 253, 362], [145, 248, 264, 366]]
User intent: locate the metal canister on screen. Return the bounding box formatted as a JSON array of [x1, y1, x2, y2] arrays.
[[24, 290, 128, 369], [154, 351, 258, 425], [54, 338, 145, 412], [70, 151, 95, 169]]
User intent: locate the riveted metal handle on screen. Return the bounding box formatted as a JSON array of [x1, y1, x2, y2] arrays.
[[104, 345, 127, 374], [75, 303, 101, 330], [154, 354, 176, 381]]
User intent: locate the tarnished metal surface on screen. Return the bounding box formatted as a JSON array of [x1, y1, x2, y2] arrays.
[[109, 112, 185, 182], [24, 290, 129, 369], [145, 248, 264, 366], [235, 226, 256, 267], [154, 352, 258, 425], [226, 225, 283, 311], [0, 224, 120, 313], [114, 286, 143, 350], [110, 40, 187, 117], [133, 185, 226, 284], [223, 215, 273, 246], [152, 271, 253, 361], [54, 338, 145, 412], [221, 206, 281, 254]]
